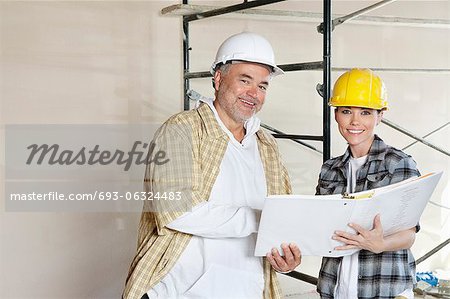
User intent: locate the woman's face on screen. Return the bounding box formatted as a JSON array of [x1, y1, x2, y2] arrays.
[[334, 106, 383, 157]]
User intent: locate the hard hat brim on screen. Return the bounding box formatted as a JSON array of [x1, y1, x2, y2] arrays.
[[210, 60, 284, 77]]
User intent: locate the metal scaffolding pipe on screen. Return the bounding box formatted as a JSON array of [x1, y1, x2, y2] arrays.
[[333, 67, 450, 74], [185, 71, 214, 79], [283, 270, 318, 286], [382, 118, 450, 157], [403, 122, 450, 151], [185, 66, 450, 79], [280, 61, 324, 72], [333, 0, 397, 28], [185, 61, 324, 79], [261, 123, 323, 154], [272, 134, 324, 141], [416, 238, 450, 265], [163, 4, 450, 29], [322, 0, 332, 162], [182, 0, 190, 111], [184, 0, 287, 22], [186, 91, 322, 154]]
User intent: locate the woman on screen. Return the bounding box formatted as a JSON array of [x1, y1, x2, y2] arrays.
[[315, 68, 420, 299]]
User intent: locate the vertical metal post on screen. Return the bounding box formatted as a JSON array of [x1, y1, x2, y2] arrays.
[[322, 0, 332, 162], [182, 0, 190, 111]]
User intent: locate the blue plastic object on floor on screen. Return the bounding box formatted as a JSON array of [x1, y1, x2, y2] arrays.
[[416, 271, 439, 287]]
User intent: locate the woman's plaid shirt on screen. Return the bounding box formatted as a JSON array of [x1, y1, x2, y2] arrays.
[[315, 135, 421, 299]]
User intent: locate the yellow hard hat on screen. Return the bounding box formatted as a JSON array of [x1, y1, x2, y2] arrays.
[[329, 68, 388, 110]]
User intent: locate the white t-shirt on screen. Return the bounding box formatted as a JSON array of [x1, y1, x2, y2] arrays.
[[335, 155, 367, 299]]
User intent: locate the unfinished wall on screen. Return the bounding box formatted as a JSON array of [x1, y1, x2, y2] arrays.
[[1, 1, 449, 298]]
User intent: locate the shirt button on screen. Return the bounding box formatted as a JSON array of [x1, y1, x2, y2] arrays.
[[358, 275, 362, 279]]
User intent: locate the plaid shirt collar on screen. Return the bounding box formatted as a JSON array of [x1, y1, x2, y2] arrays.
[[330, 134, 388, 171], [197, 103, 228, 140]]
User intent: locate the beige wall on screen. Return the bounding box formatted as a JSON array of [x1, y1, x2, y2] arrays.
[[1, 1, 449, 298]]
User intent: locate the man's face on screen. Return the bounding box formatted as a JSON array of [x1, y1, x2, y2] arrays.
[[213, 62, 271, 126]]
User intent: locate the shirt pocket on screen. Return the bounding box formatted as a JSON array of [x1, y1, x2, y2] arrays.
[[317, 180, 343, 195], [366, 170, 391, 189]]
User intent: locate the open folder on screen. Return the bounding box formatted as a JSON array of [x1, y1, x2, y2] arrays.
[[255, 172, 443, 257]]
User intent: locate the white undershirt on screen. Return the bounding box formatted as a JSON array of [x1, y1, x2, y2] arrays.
[[335, 155, 413, 299], [335, 155, 367, 299], [148, 98, 267, 298]]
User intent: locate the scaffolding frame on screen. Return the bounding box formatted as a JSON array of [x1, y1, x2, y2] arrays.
[[164, 0, 450, 160], [162, 0, 450, 287], [179, 0, 332, 162]]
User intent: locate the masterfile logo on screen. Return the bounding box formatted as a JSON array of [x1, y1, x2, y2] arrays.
[[25, 141, 169, 171]]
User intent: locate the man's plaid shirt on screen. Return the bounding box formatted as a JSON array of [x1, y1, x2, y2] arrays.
[[315, 135, 420, 299], [123, 103, 292, 299]]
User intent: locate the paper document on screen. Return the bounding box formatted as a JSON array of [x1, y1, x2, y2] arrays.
[[255, 172, 443, 257]]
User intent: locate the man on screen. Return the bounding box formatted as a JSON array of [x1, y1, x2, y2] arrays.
[[123, 32, 301, 299]]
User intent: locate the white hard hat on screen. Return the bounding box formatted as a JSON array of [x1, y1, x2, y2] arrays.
[[210, 32, 284, 77]]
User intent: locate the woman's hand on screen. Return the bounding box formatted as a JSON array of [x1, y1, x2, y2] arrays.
[[333, 214, 385, 253]]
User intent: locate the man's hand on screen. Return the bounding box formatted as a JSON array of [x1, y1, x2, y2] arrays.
[[333, 214, 385, 253], [266, 243, 301, 273]]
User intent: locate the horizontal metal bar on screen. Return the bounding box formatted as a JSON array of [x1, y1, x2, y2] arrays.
[[185, 93, 323, 153], [333, 67, 450, 74], [282, 270, 318, 286], [382, 118, 450, 157], [261, 123, 322, 154], [416, 238, 450, 265], [403, 122, 450, 151], [333, 0, 397, 28], [162, 4, 450, 29], [272, 134, 324, 141], [185, 61, 324, 79], [184, 0, 287, 22], [185, 65, 450, 79], [279, 61, 323, 72], [185, 71, 213, 79]]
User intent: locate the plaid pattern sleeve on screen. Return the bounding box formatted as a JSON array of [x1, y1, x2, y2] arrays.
[[123, 103, 291, 299], [316, 135, 421, 299], [123, 105, 228, 299]]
